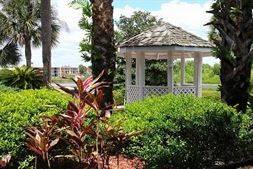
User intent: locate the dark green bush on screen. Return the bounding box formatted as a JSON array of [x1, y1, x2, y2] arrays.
[[111, 95, 253, 169], [0, 89, 70, 162], [0, 66, 44, 89]]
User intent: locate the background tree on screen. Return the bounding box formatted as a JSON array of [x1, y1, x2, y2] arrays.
[[207, 0, 253, 112], [115, 11, 164, 87], [0, 42, 21, 67], [0, 0, 60, 67], [41, 0, 52, 84], [90, 0, 116, 112]]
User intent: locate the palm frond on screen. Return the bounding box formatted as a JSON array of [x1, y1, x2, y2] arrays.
[[0, 41, 21, 67]]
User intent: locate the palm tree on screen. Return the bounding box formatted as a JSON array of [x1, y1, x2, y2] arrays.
[[41, 0, 52, 84], [0, 0, 60, 67], [90, 0, 116, 113], [207, 0, 253, 112], [0, 42, 21, 67]]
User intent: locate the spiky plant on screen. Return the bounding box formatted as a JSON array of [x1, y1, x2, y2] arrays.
[[0, 66, 44, 89]]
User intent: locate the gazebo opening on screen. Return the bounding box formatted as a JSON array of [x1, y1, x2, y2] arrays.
[[119, 22, 212, 103]]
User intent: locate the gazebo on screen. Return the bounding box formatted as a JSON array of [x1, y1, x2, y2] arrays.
[[119, 22, 212, 103]]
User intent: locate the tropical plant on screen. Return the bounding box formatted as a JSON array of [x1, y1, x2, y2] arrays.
[[26, 116, 59, 168], [0, 0, 60, 67], [25, 73, 138, 168], [0, 66, 44, 89], [206, 0, 253, 112], [89, 0, 116, 112], [0, 41, 21, 67]]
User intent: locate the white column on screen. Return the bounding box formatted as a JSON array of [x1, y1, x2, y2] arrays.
[[125, 53, 132, 86], [167, 52, 174, 93], [194, 53, 202, 97], [136, 52, 145, 100], [181, 57, 186, 86], [125, 53, 132, 103]]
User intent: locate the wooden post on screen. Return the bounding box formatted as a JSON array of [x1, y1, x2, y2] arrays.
[[194, 53, 202, 97], [167, 52, 174, 93], [181, 57, 185, 86]]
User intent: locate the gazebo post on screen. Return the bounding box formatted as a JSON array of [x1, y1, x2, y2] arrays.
[[181, 57, 186, 86], [194, 53, 203, 97], [167, 52, 174, 93], [125, 53, 132, 102], [136, 52, 145, 100]]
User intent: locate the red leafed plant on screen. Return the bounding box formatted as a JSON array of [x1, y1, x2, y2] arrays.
[[25, 116, 60, 168], [0, 155, 11, 169], [25, 71, 140, 169]]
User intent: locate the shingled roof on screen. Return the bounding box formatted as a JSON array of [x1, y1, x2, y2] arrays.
[[120, 22, 212, 48]]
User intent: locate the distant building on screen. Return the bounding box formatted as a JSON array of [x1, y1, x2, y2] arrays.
[[35, 66, 79, 77], [52, 66, 79, 77]]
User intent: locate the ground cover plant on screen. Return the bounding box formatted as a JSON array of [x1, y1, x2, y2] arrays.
[[111, 94, 253, 169]]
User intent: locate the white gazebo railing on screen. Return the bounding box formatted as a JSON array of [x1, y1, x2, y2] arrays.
[[127, 85, 196, 103]]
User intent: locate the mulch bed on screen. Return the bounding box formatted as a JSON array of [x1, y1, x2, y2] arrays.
[[107, 155, 144, 169]]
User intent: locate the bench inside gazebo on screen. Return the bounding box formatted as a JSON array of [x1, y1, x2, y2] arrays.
[[119, 22, 212, 103]]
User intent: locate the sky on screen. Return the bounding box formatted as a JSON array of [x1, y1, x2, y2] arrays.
[[19, 0, 218, 67]]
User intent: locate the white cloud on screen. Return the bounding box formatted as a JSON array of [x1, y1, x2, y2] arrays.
[[152, 0, 212, 40]]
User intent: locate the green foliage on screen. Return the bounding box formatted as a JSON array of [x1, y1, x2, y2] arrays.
[[72, 0, 92, 62], [25, 74, 136, 168], [0, 66, 44, 89], [111, 95, 253, 168], [0, 0, 60, 64], [202, 89, 220, 101], [0, 89, 70, 164], [0, 42, 21, 67], [113, 88, 125, 106]]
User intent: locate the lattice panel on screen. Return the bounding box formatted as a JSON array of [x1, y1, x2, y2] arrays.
[[127, 86, 140, 103], [144, 87, 169, 97], [173, 86, 196, 95]]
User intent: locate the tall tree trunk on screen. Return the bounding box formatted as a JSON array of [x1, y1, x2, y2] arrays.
[[90, 0, 116, 114], [24, 37, 32, 67], [41, 0, 52, 84], [220, 49, 252, 112]]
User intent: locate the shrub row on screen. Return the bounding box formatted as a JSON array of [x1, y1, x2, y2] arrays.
[[111, 94, 253, 169], [0, 88, 70, 163]]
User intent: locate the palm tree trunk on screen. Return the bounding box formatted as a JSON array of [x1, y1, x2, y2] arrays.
[[220, 53, 252, 112], [41, 0, 52, 84], [25, 37, 32, 67], [90, 0, 116, 113]]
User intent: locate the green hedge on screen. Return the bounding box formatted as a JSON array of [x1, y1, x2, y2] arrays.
[[111, 95, 253, 169], [0, 88, 70, 161]]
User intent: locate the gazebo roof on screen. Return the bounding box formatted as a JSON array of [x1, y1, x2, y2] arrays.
[[120, 22, 212, 48]]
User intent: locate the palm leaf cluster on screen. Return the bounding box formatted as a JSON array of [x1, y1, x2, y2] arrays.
[[0, 0, 60, 66], [0, 66, 44, 89], [0, 42, 21, 67]]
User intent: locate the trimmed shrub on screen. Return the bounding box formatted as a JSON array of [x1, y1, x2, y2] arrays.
[[111, 95, 253, 169], [0, 89, 70, 162]]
